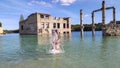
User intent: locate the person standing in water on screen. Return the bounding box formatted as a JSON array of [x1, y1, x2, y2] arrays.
[[55, 32, 61, 50], [49, 30, 64, 54], [52, 30, 61, 50]]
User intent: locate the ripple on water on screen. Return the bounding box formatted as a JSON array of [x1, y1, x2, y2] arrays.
[[0, 32, 120, 68]]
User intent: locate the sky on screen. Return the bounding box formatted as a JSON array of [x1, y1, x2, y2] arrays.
[[0, 0, 120, 30]]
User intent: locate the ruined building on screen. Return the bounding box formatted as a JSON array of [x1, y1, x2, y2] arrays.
[[19, 12, 71, 35], [0, 22, 3, 34]]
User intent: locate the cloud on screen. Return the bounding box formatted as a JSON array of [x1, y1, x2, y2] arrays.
[[52, 0, 59, 3], [0, 3, 30, 14], [60, 0, 76, 6], [52, 0, 76, 6], [84, 14, 90, 18], [28, 0, 52, 7]]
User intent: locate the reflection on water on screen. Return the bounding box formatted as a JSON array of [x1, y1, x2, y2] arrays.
[[99, 36, 120, 68], [0, 32, 120, 68]]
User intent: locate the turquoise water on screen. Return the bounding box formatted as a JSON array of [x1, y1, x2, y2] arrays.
[[0, 31, 120, 68]]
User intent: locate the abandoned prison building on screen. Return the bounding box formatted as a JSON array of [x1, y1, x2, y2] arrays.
[[19, 12, 71, 35]]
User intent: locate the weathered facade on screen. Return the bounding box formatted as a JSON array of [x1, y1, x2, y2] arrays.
[[19, 12, 71, 35]]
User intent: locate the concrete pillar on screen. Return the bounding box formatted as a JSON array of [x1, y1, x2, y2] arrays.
[[92, 12, 95, 36], [66, 23, 67, 29], [48, 16, 52, 34], [102, 1, 106, 25], [113, 7, 116, 24], [68, 17, 71, 34], [102, 1, 106, 35], [80, 9, 84, 37]]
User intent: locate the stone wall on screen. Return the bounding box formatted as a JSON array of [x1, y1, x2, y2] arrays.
[[36, 13, 71, 35], [19, 13, 37, 35], [0, 27, 3, 34], [20, 12, 71, 35], [103, 23, 120, 36]]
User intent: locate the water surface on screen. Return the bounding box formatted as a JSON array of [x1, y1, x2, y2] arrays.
[[0, 31, 120, 68]]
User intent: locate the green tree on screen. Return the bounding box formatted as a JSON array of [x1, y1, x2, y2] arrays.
[[71, 23, 103, 31]]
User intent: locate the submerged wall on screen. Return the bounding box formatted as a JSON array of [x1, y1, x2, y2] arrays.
[[103, 23, 120, 36]]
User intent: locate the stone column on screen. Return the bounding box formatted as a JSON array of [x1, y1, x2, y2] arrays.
[[80, 9, 84, 37], [102, 1, 106, 35], [68, 17, 71, 34], [113, 7, 116, 24], [66, 22, 67, 29], [102, 1, 106, 25], [92, 11, 95, 36]]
